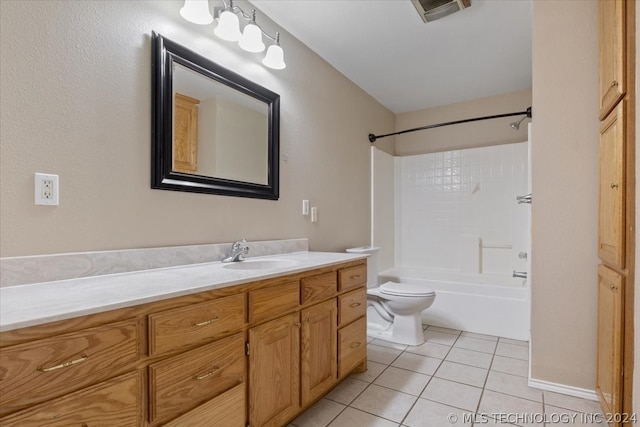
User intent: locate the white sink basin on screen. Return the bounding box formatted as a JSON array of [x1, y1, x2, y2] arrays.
[[222, 259, 298, 271]]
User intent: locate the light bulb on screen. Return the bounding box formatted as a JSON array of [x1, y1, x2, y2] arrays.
[[214, 10, 242, 41], [239, 23, 265, 53], [180, 0, 213, 25], [262, 44, 286, 70]]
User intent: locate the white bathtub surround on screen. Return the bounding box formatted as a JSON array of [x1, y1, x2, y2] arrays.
[[459, 235, 481, 274], [0, 238, 309, 287], [0, 250, 365, 332], [380, 268, 529, 341], [394, 142, 529, 276]]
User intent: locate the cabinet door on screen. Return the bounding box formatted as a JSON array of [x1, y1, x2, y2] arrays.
[[249, 312, 300, 427], [599, 0, 626, 119], [301, 299, 337, 406], [596, 265, 624, 423], [173, 93, 199, 173], [598, 102, 625, 268]]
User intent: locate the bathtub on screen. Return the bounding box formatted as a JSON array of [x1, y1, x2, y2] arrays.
[[378, 267, 530, 340]]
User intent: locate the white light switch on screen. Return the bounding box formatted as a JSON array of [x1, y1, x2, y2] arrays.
[[311, 207, 318, 223], [302, 199, 310, 216]]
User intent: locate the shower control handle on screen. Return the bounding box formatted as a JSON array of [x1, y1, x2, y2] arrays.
[[512, 271, 528, 279]]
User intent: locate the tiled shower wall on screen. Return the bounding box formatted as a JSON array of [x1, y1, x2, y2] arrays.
[[395, 142, 529, 275]]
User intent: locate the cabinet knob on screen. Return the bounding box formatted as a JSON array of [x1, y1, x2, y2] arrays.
[[611, 183, 619, 189], [294, 322, 302, 328], [611, 285, 617, 290], [611, 80, 618, 87]]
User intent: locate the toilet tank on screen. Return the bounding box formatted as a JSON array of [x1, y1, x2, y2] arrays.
[[346, 246, 379, 288]]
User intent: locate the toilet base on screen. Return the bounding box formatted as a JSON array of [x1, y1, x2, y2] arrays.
[[367, 312, 426, 346]]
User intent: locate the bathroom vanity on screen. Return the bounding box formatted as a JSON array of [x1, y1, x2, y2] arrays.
[[0, 252, 368, 426]]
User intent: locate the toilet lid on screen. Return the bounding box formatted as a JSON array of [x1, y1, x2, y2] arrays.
[[379, 281, 435, 297]]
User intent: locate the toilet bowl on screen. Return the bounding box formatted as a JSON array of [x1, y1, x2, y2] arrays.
[[346, 246, 436, 346]]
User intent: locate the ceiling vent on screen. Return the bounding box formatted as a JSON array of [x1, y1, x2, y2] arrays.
[[411, 0, 471, 23]]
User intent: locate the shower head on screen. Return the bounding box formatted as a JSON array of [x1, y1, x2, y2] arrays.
[[509, 106, 532, 130], [510, 116, 526, 130]]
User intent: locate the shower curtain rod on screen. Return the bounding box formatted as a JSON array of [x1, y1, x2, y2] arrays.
[[368, 106, 532, 143]]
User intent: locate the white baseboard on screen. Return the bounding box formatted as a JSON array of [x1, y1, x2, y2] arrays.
[[528, 377, 599, 401]]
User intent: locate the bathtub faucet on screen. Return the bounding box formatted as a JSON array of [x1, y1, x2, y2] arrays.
[[222, 239, 249, 263], [512, 270, 527, 279]]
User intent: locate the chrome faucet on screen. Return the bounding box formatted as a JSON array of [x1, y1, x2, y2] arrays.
[[222, 239, 249, 263]]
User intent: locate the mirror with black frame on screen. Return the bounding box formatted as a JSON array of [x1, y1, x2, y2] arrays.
[[151, 32, 280, 199]]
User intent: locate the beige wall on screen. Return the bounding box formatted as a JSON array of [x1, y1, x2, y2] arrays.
[[531, 1, 600, 389], [0, 0, 394, 257], [394, 89, 532, 156]]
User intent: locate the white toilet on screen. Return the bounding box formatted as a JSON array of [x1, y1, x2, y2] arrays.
[[346, 246, 436, 346]]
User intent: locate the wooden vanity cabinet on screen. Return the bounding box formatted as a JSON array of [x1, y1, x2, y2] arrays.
[[596, 265, 624, 418], [598, 101, 626, 269], [249, 311, 301, 427], [148, 332, 246, 425], [598, 0, 626, 120], [301, 298, 338, 406], [0, 370, 145, 427], [596, 0, 635, 420], [0, 317, 145, 419], [0, 259, 368, 427]]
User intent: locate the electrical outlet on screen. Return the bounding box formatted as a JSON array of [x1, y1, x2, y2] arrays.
[[311, 207, 318, 223], [35, 173, 59, 206], [302, 199, 310, 216]]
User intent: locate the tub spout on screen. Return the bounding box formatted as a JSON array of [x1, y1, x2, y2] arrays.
[[512, 270, 527, 279]]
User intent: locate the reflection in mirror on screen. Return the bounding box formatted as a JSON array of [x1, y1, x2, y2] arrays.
[[172, 63, 269, 185], [152, 32, 280, 199]]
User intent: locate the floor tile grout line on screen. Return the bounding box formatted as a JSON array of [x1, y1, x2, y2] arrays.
[[472, 340, 497, 426], [397, 326, 464, 426]]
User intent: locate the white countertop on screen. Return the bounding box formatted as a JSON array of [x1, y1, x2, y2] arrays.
[[0, 251, 366, 332]]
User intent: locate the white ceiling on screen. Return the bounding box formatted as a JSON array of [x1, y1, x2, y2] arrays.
[[253, 0, 532, 114]]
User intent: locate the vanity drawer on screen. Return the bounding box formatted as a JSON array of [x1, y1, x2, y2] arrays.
[[0, 318, 143, 407], [338, 264, 367, 292], [248, 280, 299, 324], [338, 317, 367, 378], [149, 332, 245, 425], [164, 382, 245, 427], [301, 271, 337, 304], [149, 293, 245, 356], [0, 370, 144, 427], [338, 287, 367, 327]]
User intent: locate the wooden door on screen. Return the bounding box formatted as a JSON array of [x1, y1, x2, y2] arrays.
[[596, 265, 624, 424], [249, 312, 300, 427], [598, 101, 625, 268], [301, 299, 337, 406], [599, 0, 626, 119], [173, 93, 199, 173]]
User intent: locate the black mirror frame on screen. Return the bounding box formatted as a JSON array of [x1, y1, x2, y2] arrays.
[[151, 32, 280, 200]]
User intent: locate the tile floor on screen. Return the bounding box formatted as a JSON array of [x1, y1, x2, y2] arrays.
[[288, 325, 605, 427]]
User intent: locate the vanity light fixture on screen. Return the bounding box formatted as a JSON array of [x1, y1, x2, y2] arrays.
[[180, 0, 286, 70], [180, 0, 214, 25]]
